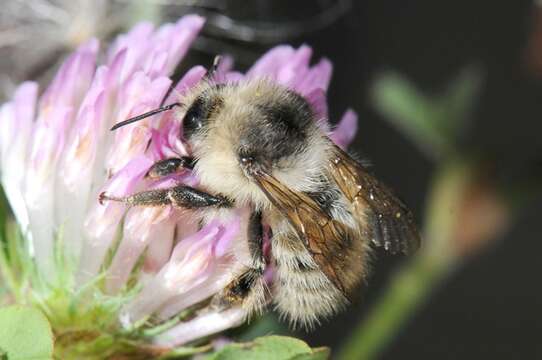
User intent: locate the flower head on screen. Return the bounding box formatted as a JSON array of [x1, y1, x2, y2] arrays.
[[0, 15, 357, 355]]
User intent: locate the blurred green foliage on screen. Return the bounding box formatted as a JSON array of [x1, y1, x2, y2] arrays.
[[337, 67, 508, 360], [372, 67, 482, 159]]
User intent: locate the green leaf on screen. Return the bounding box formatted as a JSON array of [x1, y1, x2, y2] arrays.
[[291, 347, 330, 360], [235, 314, 287, 342], [205, 336, 329, 360], [0, 306, 54, 360]]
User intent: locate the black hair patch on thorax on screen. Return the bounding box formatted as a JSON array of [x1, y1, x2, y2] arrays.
[[256, 90, 314, 133], [237, 90, 315, 164]]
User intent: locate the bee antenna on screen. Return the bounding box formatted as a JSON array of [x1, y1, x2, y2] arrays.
[[204, 55, 222, 80], [110, 102, 182, 131]]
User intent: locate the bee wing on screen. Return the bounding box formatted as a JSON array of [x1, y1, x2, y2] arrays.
[[253, 172, 354, 295], [328, 145, 421, 255]]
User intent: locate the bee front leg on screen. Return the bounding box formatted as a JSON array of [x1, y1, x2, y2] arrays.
[[212, 210, 268, 315], [99, 185, 231, 209], [145, 157, 196, 179]]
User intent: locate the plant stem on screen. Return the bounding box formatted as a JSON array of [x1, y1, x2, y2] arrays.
[[337, 162, 470, 360]]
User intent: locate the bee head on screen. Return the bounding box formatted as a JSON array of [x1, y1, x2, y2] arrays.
[[187, 80, 330, 206], [183, 81, 318, 169]]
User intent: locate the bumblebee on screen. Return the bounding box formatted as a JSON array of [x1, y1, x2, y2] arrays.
[[103, 60, 420, 328]]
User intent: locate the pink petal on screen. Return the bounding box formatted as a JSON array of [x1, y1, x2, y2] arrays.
[[214, 214, 241, 257], [217, 54, 234, 74], [107, 22, 155, 82], [295, 58, 333, 95], [224, 71, 244, 82], [305, 88, 328, 122], [107, 74, 172, 174], [330, 109, 358, 149], [0, 82, 38, 240], [12, 82, 39, 136], [246, 45, 296, 78], [120, 223, 220, 326], [106, 206, 174, 294], [78, 156, 153, 281], [155, 259, 239, 321], [108, 23, 154, 61], [143, 221, 175, 274], [276, 45, 312, 87], [152, 307, 246, 347], [162, 15, 206, 75], [0, 82, 38, 162], [40, 39, 98, 122]]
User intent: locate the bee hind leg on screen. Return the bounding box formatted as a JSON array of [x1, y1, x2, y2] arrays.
[[211, 210, 268, 316], [99, 185, 231, 209]]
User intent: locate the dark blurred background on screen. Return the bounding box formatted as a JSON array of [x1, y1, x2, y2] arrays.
[[1, 1, 541, 359]]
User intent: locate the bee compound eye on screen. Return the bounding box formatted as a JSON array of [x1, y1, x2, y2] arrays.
[[182, 99, 204, 139]]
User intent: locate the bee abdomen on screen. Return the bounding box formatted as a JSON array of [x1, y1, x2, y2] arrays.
[[272, 232, 348, 329]]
